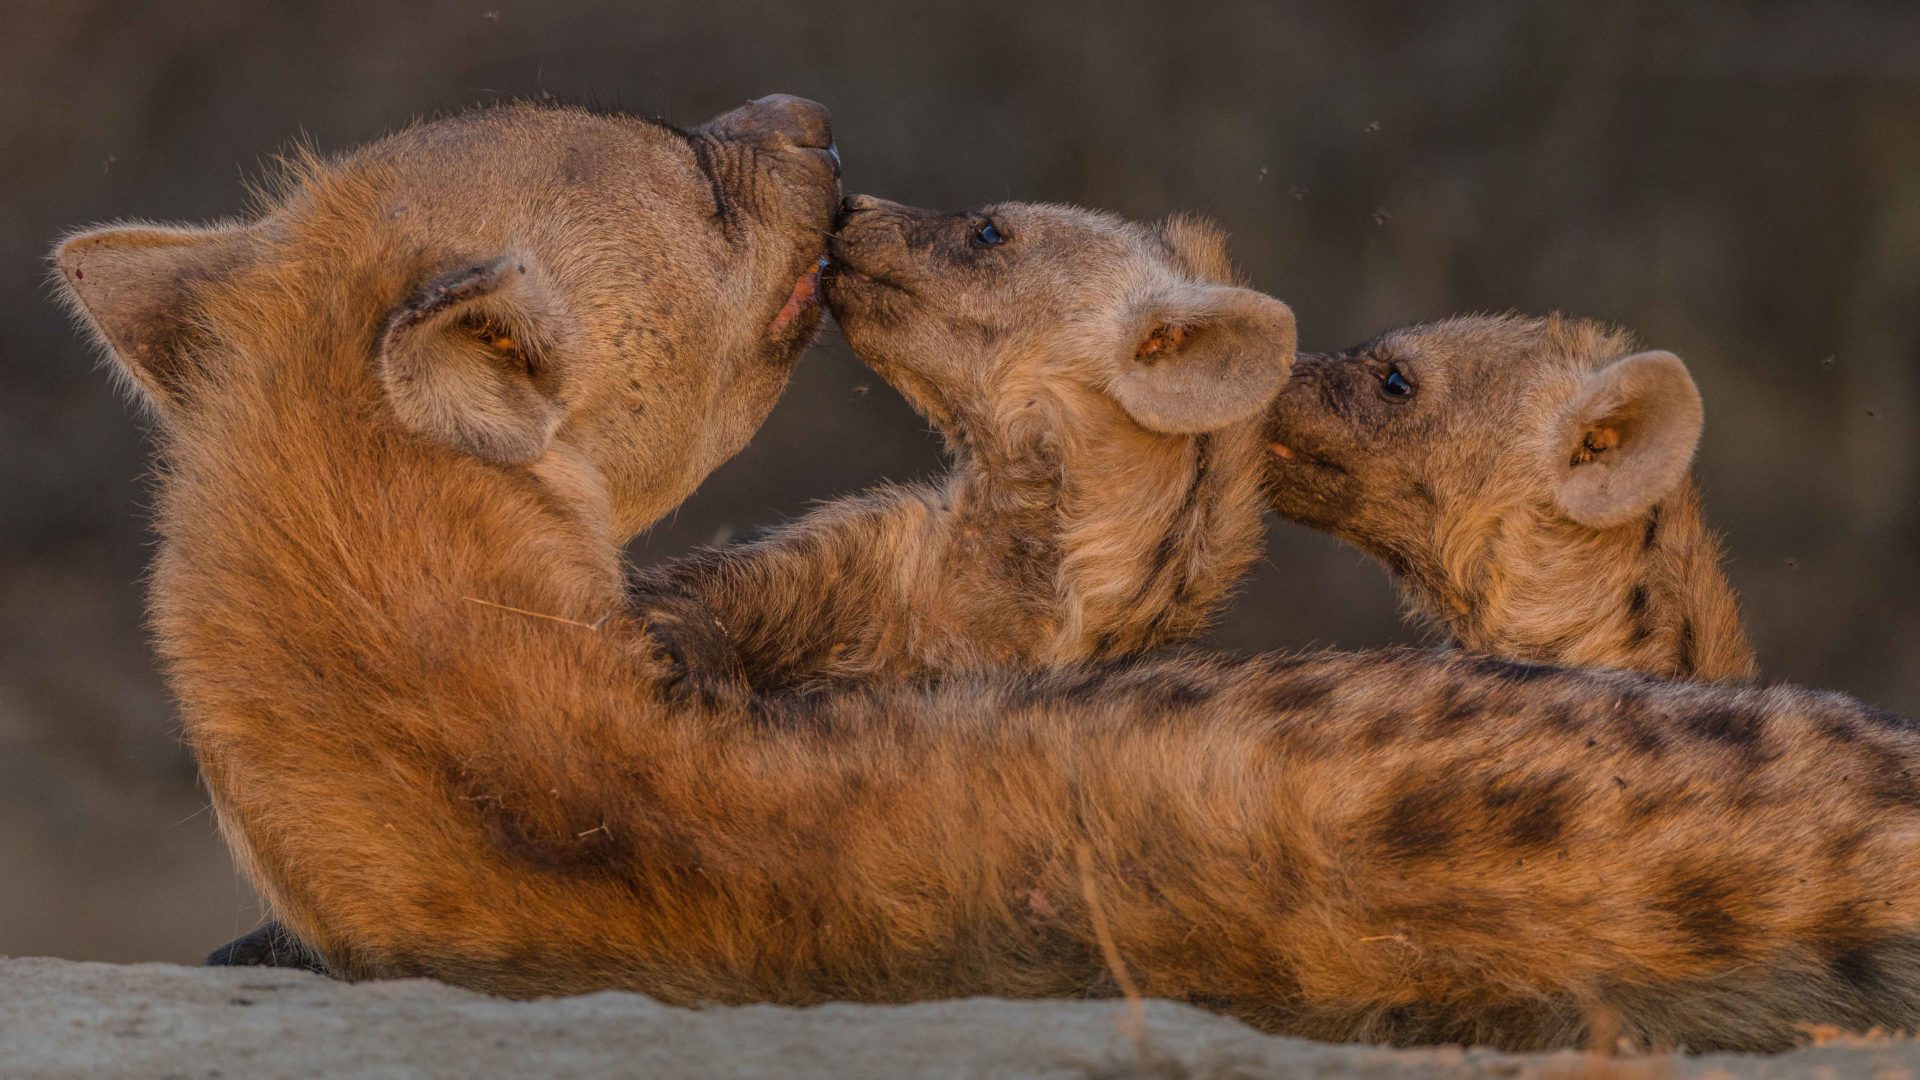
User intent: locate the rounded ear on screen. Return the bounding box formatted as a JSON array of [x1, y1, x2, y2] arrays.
[[1106, 283, 1297, 435], [377, 256, 572, 465], [1554, 350, 1704, 529], [52, 222, 256, 417]]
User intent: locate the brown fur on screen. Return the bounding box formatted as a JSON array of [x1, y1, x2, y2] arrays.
[[57, 108, 1920, 1053], [1266, 315, 1756, 681], [632, 199, 1294, 693]]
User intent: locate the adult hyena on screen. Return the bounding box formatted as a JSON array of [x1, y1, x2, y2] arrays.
[[631, 199, 1294, 696], [58, 103, 1920, 1052], [1265, 314, 1755, 680]]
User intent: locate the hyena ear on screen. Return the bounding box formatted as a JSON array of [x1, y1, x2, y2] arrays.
[[1106, 282, 1297, 434], [1554, 350, 1704, 529], [52, 223, 256, 417], [377, 255, 573, 465]]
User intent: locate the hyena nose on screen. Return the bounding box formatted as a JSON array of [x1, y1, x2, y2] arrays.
[[729, 94, 835, 151], [840, 194, 888, 215]]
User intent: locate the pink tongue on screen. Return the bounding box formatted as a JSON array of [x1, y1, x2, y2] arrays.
[[768, 261, 825, 334]]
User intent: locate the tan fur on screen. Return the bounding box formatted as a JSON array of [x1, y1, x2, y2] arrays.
[[1266, 315, 1756, 681], [632, 200, 1294, 692], [57, 110, 1920, 1054]]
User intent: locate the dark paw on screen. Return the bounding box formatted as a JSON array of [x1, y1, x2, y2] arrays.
[[204, 920, 331, 975]]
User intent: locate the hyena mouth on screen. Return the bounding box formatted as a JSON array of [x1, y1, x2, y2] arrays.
[[822, 259, 919, 302], [768, 257, 830, 336], [1267, 440, 1346, 474]]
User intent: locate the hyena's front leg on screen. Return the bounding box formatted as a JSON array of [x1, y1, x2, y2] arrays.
[[204, 920, 328, 974]]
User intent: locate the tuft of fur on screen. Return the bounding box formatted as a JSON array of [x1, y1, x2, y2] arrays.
[[631, 201, 1293, 692], [60, 110, 1920, 1054], [1266, 314, 1755, 681]]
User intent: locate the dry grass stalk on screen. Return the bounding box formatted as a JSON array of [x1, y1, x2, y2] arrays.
[[1077, 842, 1149, 1053]]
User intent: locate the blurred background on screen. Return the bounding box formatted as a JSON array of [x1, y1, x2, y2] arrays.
[[3, 1, 1916, 963]]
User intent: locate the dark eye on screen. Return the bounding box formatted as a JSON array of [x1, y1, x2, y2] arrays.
[[1379, 365, 1416, 400], [971, 220, 1006, 247]]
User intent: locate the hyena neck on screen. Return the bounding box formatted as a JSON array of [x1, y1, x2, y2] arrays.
[[632, 412, 1272, 689], [1408, 481, 1756, 681], [1044, 417, 1271, 663]]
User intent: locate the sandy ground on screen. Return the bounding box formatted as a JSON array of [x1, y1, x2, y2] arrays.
[[2, 958, 1916, 1079]]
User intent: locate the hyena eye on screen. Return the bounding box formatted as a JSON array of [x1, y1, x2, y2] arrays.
[[1378, 365, 1416, 401], [971, 220, 1007, 247]]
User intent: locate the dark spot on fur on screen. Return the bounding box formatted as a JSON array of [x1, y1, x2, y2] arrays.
[[1627, 585, 1649, 617], [1643, 507, 1661, 550], [1482, 773, 1573, 851], [1461, 654, 1562, 685], [1611, 691, 1668, 756], [1655, 868, 1745, 960], [1362, 709, 1410, 747], [1624, 792, 1668, 821], [1820, 930, 1896, 1014], [1822, 714, 1861, 744], [1426, 681, 1496, 737], [1824, 827, 1871, 865], [1373, 778, 1460, 861], [1677, 617, 1697, 675], [1159, 678, 1215, 710], [1541, 703, 1585, 734], [1261, 671, 1339, 714], [1686, 703, 1771, 761], [750, 692, 847, 738], [1625, 585, 1653, 646]]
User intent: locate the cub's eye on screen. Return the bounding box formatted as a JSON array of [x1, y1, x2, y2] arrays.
[[971, 220, 1007, 247], [1378, 365, 1416, 400]]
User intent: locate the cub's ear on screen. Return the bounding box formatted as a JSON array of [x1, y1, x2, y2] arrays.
[[1554, 350, 1704, 529], [377, 256, 573, 465], [1106, 282, 1296, 435], [52, 223, 255, 417]]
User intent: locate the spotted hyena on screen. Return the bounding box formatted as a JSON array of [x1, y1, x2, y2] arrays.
[[632, 197, 1294, 696], [1265, 314, 1754, 680], [59, 104, 1920, 1054]]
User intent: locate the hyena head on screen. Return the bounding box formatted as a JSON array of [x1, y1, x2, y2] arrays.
[[55, 96, 841, 538], [1264, 314, 1735, 671], [825, 197, 1296, 470]]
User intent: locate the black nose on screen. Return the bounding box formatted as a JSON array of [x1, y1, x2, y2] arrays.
[[706, 94, 833, 150]]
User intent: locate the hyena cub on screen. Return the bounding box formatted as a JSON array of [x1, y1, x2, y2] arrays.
[[1264, 314, 1755, 681], [633, 197, 1295, 694]]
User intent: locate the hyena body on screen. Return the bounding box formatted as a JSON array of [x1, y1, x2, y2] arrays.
[[58, 107, 1920, 1052], [1266, 315, 1755, 680], [633, 200, 1293, 695]]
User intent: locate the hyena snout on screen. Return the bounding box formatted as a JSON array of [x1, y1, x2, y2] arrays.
[[828, 195, 933, 279], [700, 95, 835, 151]]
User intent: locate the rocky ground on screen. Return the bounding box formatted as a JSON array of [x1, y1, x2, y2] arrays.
[[2, 958, 1915, 1079]]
